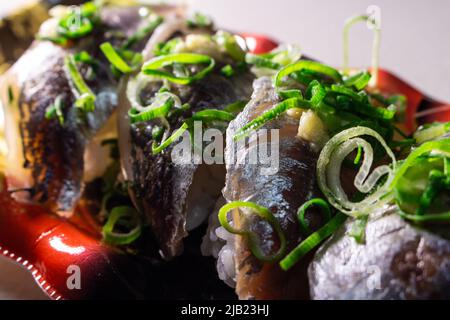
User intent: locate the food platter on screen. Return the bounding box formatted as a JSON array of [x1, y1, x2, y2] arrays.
[[0, 1, 449, 300]]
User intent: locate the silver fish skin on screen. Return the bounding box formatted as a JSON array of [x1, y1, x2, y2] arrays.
[[223, 77, 324, 299], [0, 6, 176, 215], [309, 205, 450, 300], [128, 68, 254, 259]]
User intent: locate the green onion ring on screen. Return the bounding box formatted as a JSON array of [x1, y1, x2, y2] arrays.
[[397, 208, 450, 223], [391, 138, 450, 220], [413, 122, 450, 144], [297, 198, 332, 235], [128, 95, 174, 124], [343, 14, 380, 85], [100, 42, 134, 74], [218, 201, 286, 263], [344, 71, 371, 90], [191, 109, 235, 122], [391, 138, 450, 188], [245, 53, 281, 70], [152, 122, 189, 155], [142, 53, 215, 85], [102, 206, 142, 245], [317, 126, 397, 217], [45, 95, 65, 125], [233, 97, 313, 141], [280, 212, 347, 271], [274, 60, 343, 90], [64, 54, 96, 112]]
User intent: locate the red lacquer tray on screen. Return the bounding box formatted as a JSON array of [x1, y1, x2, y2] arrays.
[[0, 34, 449, 300]]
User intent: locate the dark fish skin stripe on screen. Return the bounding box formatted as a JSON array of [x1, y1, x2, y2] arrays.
[[5, 6, 157, 213], [223, 77, 324, 299], [129, 70, 254, 259]]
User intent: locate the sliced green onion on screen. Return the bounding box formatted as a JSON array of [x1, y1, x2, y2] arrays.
[[344, 71, 371, 90], [246, 44, 302, 75], [64, 54, 96, 112], [392, 138, 450, 221], [397, 208, 450, 223], [342, 14, 380, 85], [102, 206, 142, 245], [245, 53, 281, 70], [416, 169, 447, 216], [100, 42, 133, 74], [280, 212, 347, 271], [122, 14, 163, 49], [221, 64, 234, 77], [191, 109, 235, 122], [317, 126, 397, 217], [142, 53, 215, 85], [45, 95, 64, 125], [224, 100, 247, 114], [58, 2, 98, 39], [74, 50, 98, 66], [297, 199, 332, 235], [347, 214, 368, 243], [413, 122, 450, 144], [233, 97, 313, 141], [307, 80, 327, 107], [214, 31, 246, 62], [128, 94, 174, 124], [218, 201, 287, 262], [153, 38, 183, 56], [391, 138, 450, 188], [187, 12, 213, 28], [331, 84, 395, 120], [278, 89, 303, 100], [36, 35, 69, 46], [274, 60, 343, 90], [152, 122, 189, 155], [354, 144, 363, 164], [7, 85, 14, 105]]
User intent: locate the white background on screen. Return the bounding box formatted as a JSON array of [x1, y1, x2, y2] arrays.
[[0, 0, 449, 299]]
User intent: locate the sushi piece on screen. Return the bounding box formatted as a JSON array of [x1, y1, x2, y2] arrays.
[[308, 205, 450, 299], [213, 76, 326, 299], [118, 27, 255, 259], [309, 131, 450, 300], [0, 3, 177, 216]]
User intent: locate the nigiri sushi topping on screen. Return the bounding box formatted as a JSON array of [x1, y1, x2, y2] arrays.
[[218, 201, 286, 263], [142, 53, 215, 85]]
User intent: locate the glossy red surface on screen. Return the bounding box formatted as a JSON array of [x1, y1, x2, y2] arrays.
[[0, 34, 448, 300]]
